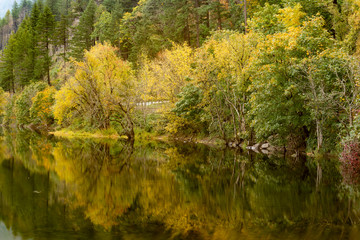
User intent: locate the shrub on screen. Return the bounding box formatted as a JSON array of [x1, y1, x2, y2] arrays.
[[3, 94, 17, 126], [340, 140, 360, 184], [30, 86, 56, 126], [0, 88, 10, 124], [14, 82, 47, 125]]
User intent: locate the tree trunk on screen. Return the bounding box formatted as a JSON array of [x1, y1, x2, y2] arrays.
[[46, 42, 51, 86], [194, 0, 200, 47], [349, 107, 353, 127], [217, 2, 222, 30], [125, 112, 135, 142], [244, 0, 247, 34], [316, 118, 323, 151]]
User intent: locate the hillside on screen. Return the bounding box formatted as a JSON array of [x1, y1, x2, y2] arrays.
[[0, 0, 32, 50], [0, 0, 16, 18]]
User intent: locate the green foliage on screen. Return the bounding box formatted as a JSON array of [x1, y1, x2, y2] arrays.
[[70, 0, 97, 60], [56, 13, 71, 62], [37, 5, 56, 85], [30, 86, 56, 126], [248, 3, 282, 35], [0, 88, 10, 122], [92, 10, 116, 44], [166, 84, 205, 135], [173, 84, 203, 120], [14, 82, 47, 125]]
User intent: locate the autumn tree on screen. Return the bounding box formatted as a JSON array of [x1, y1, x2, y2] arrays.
[[54, 43, 137, 140]]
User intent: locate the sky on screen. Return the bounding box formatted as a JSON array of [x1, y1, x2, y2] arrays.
[[0, 0, 17, 19]]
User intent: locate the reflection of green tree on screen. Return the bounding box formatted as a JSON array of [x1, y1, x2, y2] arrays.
[[2, 127, 55, 174], [1, 129, 360, 239], [0, 157, 99, 240], [50, 138, 360, 238], [151, 146, 360, 238]]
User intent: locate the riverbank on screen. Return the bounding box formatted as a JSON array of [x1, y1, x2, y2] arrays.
[[49, 129, 123, 139], [49, 128, 226, 147]]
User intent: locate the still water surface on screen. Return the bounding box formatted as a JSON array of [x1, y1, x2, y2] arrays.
[[0, 129, 360, 239]]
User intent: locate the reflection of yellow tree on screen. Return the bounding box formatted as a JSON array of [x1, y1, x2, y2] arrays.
[[30, 135, 55, 171], [5, 131, 357, 238], [53, 140, 138, 230]]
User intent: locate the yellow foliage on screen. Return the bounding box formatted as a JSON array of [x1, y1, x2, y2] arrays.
[[53, 42, 136, 128], [139, 43, 193, 103], [0, 89, 10, 117], [277, 3, 306, 29], [30, 87, 56, 125], [53, 83, 77, 125]]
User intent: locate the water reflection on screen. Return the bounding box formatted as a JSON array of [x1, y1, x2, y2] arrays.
[[0, 129, 359, 239]]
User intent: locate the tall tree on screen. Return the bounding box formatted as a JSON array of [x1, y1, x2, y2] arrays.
[[56, 13, 70, 63], [28, 1, 41, 81], [0, 34, 16, 93], [46, 0, 61, 20], [70, 0, 97, 60], [11, 1, 20, 31], [37, 5, 56, 85], [13, 17, 33, 88]]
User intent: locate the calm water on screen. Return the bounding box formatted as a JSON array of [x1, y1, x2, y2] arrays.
[[0, 129, 360, 239]]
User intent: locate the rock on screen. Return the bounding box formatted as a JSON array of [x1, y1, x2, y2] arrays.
[[230, 142, 236, 148], [261, 142, 270, 149], [247, 142, 274, 154], [252, 143, 260, 150], [260, 149, 269, 154]]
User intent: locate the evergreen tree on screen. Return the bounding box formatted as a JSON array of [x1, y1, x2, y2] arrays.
[[37, 0, 45, 12], [70, 0, 97, 60], [92, 11, 116, 44], [20, 0, 33, 16], [103, 0, 138, 13], [0, 34, 16, 93], [46, 0, 61, 20], [37, 5, 56, 85], [28, 2, 41, 81], [72, 0, 90, 15], [13, 17, 33, 88], [59, 0, 71, 15], [11, 1, 20, 31], [56, 13, 70, 62]]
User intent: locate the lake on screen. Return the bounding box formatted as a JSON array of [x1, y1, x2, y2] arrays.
[[0, 128, 359, 239]]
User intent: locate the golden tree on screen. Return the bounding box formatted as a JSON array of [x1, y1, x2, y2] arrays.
[[54, 42, 137, 140]]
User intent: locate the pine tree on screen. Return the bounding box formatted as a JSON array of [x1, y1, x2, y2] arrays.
[[46, 0, 61, 20], [37, 5, 56, 85], [70, 0, 97, 60], [11, 1, 20, 31], [37, 0, 44, 12], [92, 11, 116, 44], [0, 34, 16, 93], [28, 2, 41, 82], [72, 0, 90, 16], [20, 0, 33, 16], [59, 0, 71, 15], [56, 13, 70, 62], [13, 17, 33, 88]]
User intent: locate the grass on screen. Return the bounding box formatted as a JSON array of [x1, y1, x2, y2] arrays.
[[49, 128, 125, 139], [50, 127, 225, 148], [50, 127, 160, 141]]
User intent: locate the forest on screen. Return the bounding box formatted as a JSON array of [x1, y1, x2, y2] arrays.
[[0, 0, 360, 168]]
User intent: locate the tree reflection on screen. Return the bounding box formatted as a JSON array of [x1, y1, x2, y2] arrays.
[[0, 129, 360, 239]]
